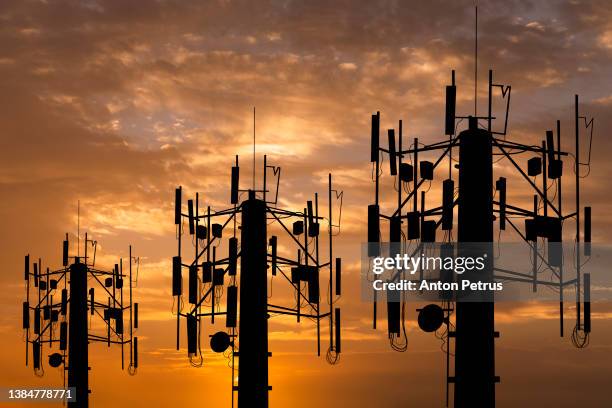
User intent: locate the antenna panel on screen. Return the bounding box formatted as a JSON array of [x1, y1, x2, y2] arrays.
[[371, 113, 380, 162], [226, 285, 238, 328], [172, 256, 182, 296], [388, 129, 397, 176], [445, 85, 456, 135]]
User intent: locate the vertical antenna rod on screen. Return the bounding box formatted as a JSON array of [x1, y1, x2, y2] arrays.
[[253, 107, 256, 191], [474, 4, 478, 117], [575, 95, 581, 328]]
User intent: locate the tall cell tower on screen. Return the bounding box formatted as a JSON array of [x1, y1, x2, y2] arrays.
[[173, 150, 343, 407], [367, 68, 594, 407], [22, 233, 139, 407]]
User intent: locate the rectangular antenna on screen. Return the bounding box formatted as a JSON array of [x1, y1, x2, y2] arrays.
[[231, 165, 240, 204], [584, 206, 591, 256], [270, 236, 277, 276], [442, 179, 454, 230], [33, 341, 40, 369], [229, 237, 238, 275], [227, 285, 238, 328], [407, 211, 420, 240], [368, 205, 380, 256], [133, 337, 138, 368], [546, 218, 562, 267], [175, 187, 182, 225], [213, 269, 224, 286], [307, 201, 319, 237], [189, 264, 198, 304], [187, 199, 195, 235], [89, 288, 95, 315], [387, 299, 400, 335], [172, 256, 182, 296], [371, 113, 380, 162], [308, 268, 320, 303], [24, 255, 29, 280], [34, 307, 40, 334], [584, 273, 591, 333], [187, 315, 197, 354], [134, 303, 139, 329], [335, 258, 341, 296], [202, 261, 212, 283], [388, 129, 397, 176], [335, 308, 341, 353], [22, 302, 29, 329], [422, 220, 437, 242], [63, 240, 69, 266], [116, 314, 123, 335], [61, 289, 67, 315], [445, 84, 456, 135], [60, 322, 67, 350], [497, 177, 506, 230]]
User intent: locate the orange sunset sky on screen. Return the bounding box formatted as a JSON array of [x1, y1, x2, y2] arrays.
[[1, 0, 612, 407]]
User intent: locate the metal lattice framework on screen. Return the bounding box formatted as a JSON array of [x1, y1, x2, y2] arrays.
[[23, 233, 139, 407], [367, 69, 594, 407], [173, 154, 343, 408]]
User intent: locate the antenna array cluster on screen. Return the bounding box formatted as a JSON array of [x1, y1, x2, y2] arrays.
[[367, 69, 594, 406], [173, 154, 343, 408], [23, 233, 139, 407]]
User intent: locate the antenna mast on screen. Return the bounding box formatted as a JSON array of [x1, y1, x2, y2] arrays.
[[173, 145, 344, 406], [253, 107, 256, 191], [22, 233, 139, 406], [474, 3, 478, 116], [366, 9, 595, 403]]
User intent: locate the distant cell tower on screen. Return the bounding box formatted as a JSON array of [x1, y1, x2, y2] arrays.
[[173, 149, 343, 407], [367, 68, 594, 407], [23, 233, 139, 407]]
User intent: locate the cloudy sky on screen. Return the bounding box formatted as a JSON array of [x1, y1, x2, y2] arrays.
[[1, 0, 612, 407]]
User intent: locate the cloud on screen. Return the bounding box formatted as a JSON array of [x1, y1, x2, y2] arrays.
[[1, 1, 612, 406]]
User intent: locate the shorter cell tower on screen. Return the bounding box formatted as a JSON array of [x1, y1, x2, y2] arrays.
[[173, 152, 343, 408], [22, 233, 139, 407]]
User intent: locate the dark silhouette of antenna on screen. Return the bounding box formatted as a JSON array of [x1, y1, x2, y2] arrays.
[[367, 67, 594, 407], [22, 233, 139, 407], [173, 149, 343, 407]]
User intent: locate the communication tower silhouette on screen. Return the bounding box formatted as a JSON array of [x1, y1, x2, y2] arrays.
[[173, 135, 343, 407], [367, 68, 594, 407], [22, 232, 139, 407]]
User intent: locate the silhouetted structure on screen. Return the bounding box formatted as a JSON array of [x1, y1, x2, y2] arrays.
[[367, 69, 594, 407], [23, 234, 139, 407], [173, 154, 343, 407]]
